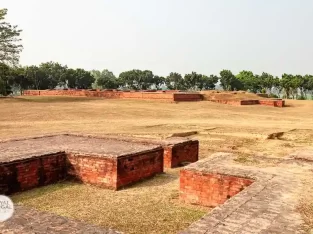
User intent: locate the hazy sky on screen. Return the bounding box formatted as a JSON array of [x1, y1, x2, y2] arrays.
[[2, 0, 313, 76]]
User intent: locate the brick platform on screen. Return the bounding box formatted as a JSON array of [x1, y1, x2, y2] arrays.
[[0, 135, 164, 193], [0, 134, 198, 193]]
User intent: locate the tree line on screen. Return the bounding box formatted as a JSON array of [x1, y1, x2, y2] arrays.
[[1, 8, 313, 99]]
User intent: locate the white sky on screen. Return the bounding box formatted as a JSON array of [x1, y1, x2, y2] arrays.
[[2, 0, 313, 77]]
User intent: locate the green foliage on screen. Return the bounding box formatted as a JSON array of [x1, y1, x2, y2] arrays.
[[236, 70, 260, 92], [118, 69, 160, 90], [165, 72, 185, 90], [184, 72, 218, 90], [220, 70, 243, 91], [92, 69, 118, 89], [0, 8, 23, 66]]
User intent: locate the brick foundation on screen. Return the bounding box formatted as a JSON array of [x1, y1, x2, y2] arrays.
[[0, 153, 67, 194], [179, 169, 254, 207], [163, 141, 199, 168], [208, 99, 285, 107], [23, 90, 202, 102], [0, 149, 164, 194]]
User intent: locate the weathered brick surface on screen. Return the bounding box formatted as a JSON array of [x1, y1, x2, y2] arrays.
[[259, 99, 285, 107], [0, 153, 66, 194], [67, 154, 118, 189], [23, 90, 203, 102], [164, 141, 199, 168], [173, 93, 202, 102], [117, 149, 164, 188], [180, 170, 253, 207]]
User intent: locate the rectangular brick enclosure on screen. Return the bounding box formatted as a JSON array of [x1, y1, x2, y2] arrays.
[[180, 169, 253, 207], [0, 134, 199, 194]]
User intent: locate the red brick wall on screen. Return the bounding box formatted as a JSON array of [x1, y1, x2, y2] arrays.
[[0, 153, 67, 195], [180, 170, 253, 207], [117, 149, 164, 188], [66, 154, 118, 189], [23, 90, 205, 102], [163, 141, 199, 168], [173, 93, 202, 102], [259, 99, 285, 107]]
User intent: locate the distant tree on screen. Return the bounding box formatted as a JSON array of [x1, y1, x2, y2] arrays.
[[73, 69, 94, 89], [63, 68, 77, 88], [259, 72, 275, 94], [201, 75, 219, 90], [92, 69, 118, 89], [165, 72, 185, 90], [152, 75, 165, 90], [118, 69, 155, 90], [220, 70, 243, 91], [184, 72, 202, 90], [236, 70, 260, 93], [11, 66, 31, 94], [24, 65, 46, 90], [0, 8, 23, 66], [0, 62, 12, 95], [280, 74, 294, 99], [39, 62, 67, 88]]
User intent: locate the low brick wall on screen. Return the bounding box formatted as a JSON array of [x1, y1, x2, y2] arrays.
[[179, 169, 253, 207], [116, 149, 163, 188], [0, 153, 67, 195], [163, 141, 199, 168], [66, 154, 118, 189], [23, 90, 202, 102], [259, 99, 285, 107], [173, 93, 202, 102], [208, 99, 285, 107]]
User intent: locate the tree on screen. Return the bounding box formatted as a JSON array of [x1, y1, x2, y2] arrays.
[[259, 72, 275, 94], [0, 8, 23, 66], [73, 68, 94, 89], [236, 70, 260, 93], [280, 74, 294, 99], [0, 62, 12, 95], [24, 65, 46, 90], [201, 75, 219, 90], [39, 62, 67, 88], [165, 72, 185, 90], [11, 66, 31, 94], [220, 70, 243, 91], [93, 69, 118, 89], [152, 75, 165, 90]]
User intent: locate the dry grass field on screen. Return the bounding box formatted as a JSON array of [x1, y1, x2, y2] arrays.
[[1, 96, 313, 233]]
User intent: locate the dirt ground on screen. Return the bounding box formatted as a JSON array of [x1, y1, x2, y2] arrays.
[[1, 96, 313, 233]]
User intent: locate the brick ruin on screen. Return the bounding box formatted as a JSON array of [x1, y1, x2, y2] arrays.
[[2, 135, 310, 233], [0, 134, 198, 194], [23, 89, 285, 107], [23, 90, 203, 102]]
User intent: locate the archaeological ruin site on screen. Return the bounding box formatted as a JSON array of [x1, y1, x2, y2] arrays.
[[1, 127, 313, 233]]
